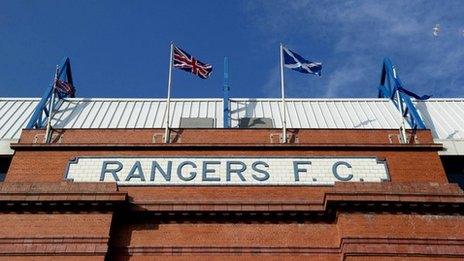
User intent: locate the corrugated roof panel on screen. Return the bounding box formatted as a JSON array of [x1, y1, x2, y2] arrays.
[[364, 102, 381, 128], [6, 97, 464, 143], [89, 101, 109, 128], [197, 102, 207, 118], [229, 99, 406, 129], [251, 101, 261, 118], [121, 101, 135, 128], [241, 101, 250, 118], [77, 101, 98, 128], [352, 102, 368, 129], [353, 102, 369, 128], [293, 102, 306, 128], [135, 101, 149, 128], [285, 102, 295, 127], [415, 99, 464, 140], [181, 101, 192, 118], [107, 101, 124, 128], [190, 101, 200, 118], [321, 102, 336, 128], [51, 100, 70, 127], [48, 99, 223, 130], [302, 102, 316, 128], [325, 102, 340, 128], [97, 101, 115, 128], [373, 102, 390, 127], [83, 101, 103, 128], [152, 102, 165, 127], [207, 101, 217, 124], [2, 97, 464, 155], [170, 102, 181, 128], [146, 102, 159, 128], [334, 101, 352, 128], [0, 101, 19, 138], [359, 101, 377, 128], [0, 101, 22, 131], [0, 101, 22, 138], [0, 99, 39, 140], [439, 102, 464, 139], [266, 101, 278, 127], [127, 101, 142, 128], [215, 101, 223, 127], [0, 100, 36, 139], [62, 101, 86, 128], [314, 102, 329, 128]]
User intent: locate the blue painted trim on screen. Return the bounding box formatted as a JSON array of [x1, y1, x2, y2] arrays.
[[377, 58, 426, 129]]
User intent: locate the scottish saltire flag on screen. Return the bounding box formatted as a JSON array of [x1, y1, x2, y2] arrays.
[[283, 46, 322, 76], [173, 45, 213, 79]]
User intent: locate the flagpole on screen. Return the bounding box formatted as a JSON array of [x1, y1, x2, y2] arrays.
[[164, 42, 174, 143], [392, 66, 407, 143], [45, 65, 59, 143], [280, 43, 287, 143]]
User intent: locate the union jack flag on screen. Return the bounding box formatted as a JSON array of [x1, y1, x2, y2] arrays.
[[55, 79, 75, 97], [173, 45, 212, 79]]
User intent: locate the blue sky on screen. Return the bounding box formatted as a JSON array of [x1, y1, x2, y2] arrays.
[[1, 0, 463, 99]]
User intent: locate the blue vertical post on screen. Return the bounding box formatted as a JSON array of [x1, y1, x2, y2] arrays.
[[223, 57, 230, 128]]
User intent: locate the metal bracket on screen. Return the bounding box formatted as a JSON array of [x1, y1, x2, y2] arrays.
[[153, 132, 180, 143], [270, 133, 299, 144], [152, 133, 164, 143], [388, 134, 402, 144], [388, 133, 420, 144], [33, 133, 63, 144]]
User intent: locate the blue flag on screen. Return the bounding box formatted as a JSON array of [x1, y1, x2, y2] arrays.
[[283, 46, 322, 76], [397, 87, 431, 100], [392, 77, 431, 100]]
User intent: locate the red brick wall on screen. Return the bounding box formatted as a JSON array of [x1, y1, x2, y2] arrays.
[[0, 214, 112, 259], [6, 148, 446, 184], [9, 129, 444, 183], [109, 213, 464, 260], [17, 128, 436, 145], [2, 128, 461, 260]]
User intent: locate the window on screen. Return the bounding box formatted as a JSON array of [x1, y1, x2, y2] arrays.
[[0, 156, 11, 182], [441, 156, 464, 189]]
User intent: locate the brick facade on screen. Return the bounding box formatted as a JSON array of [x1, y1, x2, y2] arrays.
[[1, 128, 463, 260]]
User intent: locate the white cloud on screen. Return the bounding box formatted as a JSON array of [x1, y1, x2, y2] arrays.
[[245, 0, 464, 98]]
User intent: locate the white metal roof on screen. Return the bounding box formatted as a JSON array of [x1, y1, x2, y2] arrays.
[[230, 98, 406, 129], [414, 99, 464, 155], [50, 98, 223, 130], [1, 97, 464, 154], [414, 99, 464, 140], [0, 98, 407, 140], [0, 98, 39, 141]]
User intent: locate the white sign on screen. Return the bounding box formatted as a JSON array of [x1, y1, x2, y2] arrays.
[[65, 157, 389, 186]]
